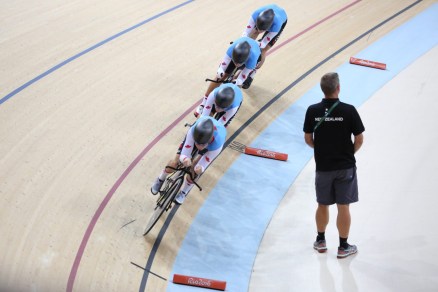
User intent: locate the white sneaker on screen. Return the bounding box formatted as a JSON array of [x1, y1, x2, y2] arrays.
[[174, 191, 187, 205], [194, 105, 204, 118], [151, 178, 164, 195]]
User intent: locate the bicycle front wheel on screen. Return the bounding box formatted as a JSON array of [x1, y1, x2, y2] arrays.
[[143, 178, 183, 235]]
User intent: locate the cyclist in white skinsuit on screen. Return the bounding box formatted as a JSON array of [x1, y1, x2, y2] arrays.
[[194, 37, 260, 117], [199, 83, 243, 128], [150, 116, 226, 205], [241, 4, 288, 88]]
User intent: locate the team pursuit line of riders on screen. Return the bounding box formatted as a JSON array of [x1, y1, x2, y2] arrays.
[[150, 4, 288, 205]]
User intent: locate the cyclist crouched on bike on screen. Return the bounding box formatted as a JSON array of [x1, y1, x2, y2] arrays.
[[242, 4, 288, 88], [151, 116, 226, 205], [200, 83, 243, 128], [195, 37, 261, 117]]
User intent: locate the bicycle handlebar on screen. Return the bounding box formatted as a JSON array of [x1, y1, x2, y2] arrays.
[[205, 78, 236, 84], [205, 78, 221, 83], [165, 166, 202, 191]]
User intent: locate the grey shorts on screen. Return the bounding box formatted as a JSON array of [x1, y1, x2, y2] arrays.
[[315, 167, 358, 205]]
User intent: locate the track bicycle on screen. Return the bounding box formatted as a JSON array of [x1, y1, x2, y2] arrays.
[[143, 151, 202, 236]]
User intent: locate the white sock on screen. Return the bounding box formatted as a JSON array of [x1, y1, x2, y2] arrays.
[[158, 170, 169, 181], [180, 178, 194, 194]]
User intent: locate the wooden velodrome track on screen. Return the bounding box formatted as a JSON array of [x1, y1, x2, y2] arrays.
[[1, 0, 435, 291]]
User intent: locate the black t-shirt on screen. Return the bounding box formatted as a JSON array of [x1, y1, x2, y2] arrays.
[[303, 98, 365, 171]]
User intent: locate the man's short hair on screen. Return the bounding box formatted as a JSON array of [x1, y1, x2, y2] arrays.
[[320, 72, 339, 96]]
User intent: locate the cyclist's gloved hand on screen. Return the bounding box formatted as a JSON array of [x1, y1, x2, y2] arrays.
[[182, 157, 192, 167], [194, 165, 203, 175], [216, 67, 225, 79]]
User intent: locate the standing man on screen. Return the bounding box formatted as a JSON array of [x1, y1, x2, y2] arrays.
[[303, 72, 364, 259]]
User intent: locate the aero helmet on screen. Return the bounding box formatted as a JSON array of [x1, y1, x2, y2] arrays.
[[256, 9, 275, 31], [232, 41, 251, 64], [215, 86, 235, 109], [193, 118, 214, 144]]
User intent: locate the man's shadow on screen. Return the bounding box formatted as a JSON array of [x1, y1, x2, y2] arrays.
[[318, 253, 358, 292]]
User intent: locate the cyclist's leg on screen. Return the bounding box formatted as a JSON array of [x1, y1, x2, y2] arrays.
[[229, 64, 244, 83], [220, 103, 241, 127], [236, 66, 254, 87], [268, 20, 288, 48], [178, 146, 222, 195], [162, 140, 185, 178], [244, 21, 288, 91], [152, 141, 184, 194], [242, 55, 262, 89], [256, 20, 288, 70], [259, 20, 287, 51]]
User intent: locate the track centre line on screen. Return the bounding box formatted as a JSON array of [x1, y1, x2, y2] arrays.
[[0, 0, 194, 106]]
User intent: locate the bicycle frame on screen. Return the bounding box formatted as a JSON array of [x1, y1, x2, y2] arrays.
[[144, 151, 202, 236]]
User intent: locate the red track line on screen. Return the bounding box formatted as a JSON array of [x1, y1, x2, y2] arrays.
[[66, 99, 200, 291], [67, 1, 361, 291], [268, 0, 362, 56]]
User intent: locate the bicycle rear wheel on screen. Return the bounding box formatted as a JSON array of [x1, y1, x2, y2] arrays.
[[143, 177, 183, 235]]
